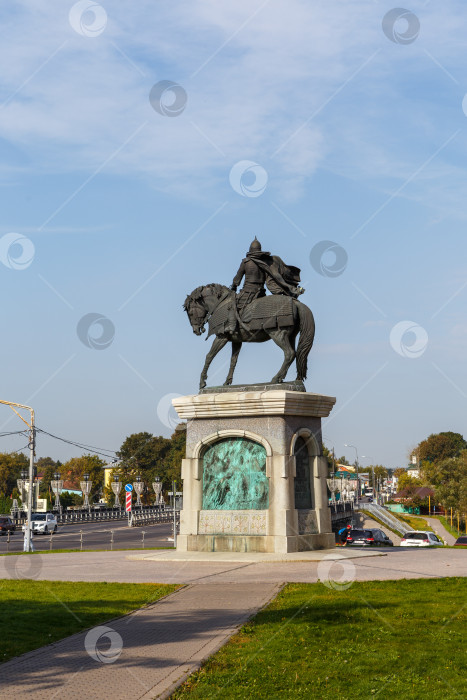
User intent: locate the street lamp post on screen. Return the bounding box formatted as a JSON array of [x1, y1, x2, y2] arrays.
[[344, 443, 360, 503], [111, 474, 122, 509], [17, 469, 28, 508], [133, 475, 144, 508], [152, 476, 162, 506], [0, 400, 35, 552], [51, 472, 63, 515], [172, 479, 178, 548], [80, 473, 92, 512]]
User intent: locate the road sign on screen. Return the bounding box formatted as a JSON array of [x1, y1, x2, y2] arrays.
[[125, 492, 132, 512], [125, 483, 133, 492]]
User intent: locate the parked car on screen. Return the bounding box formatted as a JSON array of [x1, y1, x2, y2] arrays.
[[372, 529, 394, 546], [22, 512, 58, 535], [0, 515, 15, 535], [346, 528, 393, 547], [454, 536, 467, 547], [400, 531, 444, 547], [346, 529, 376, 546]]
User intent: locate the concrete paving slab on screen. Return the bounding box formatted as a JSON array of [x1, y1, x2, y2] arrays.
[[1, 548, 466, 586], [127, 547, 384, 564]]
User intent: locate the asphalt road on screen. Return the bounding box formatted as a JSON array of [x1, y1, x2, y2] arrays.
[[0, 520, 175, 553]]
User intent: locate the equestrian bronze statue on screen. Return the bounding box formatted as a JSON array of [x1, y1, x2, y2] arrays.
[[184, 238, 315, 390]]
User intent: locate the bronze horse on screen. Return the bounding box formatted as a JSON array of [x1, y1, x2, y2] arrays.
[[184, 283, 315, 390]]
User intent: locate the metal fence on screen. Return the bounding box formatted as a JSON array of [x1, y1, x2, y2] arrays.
[[0, 524, 173, 553], [329, 501, 354, 523], [357, 502, 414, 535], [10, 506, 169, 526], [130, 510, 179, 527]]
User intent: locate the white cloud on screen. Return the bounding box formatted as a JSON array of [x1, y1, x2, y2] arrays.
[[0, 0, 466, 206]]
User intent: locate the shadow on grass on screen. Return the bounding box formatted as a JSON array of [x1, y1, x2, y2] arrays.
[[245, 597, 394, 629]]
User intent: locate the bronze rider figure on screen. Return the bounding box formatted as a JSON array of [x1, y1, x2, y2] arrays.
[[224, 237, 303, 335]]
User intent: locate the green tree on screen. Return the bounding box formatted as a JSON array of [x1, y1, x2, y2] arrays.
[[117, 432, 171, 473], [115, 430, 184, 500], [0, 452, 29, 497], [36, 456, 61, 499], [157, 427, 185, 487], [397, 472, 422, 492], [61, 454, 106, 504], [322, 446, 335, 473], [60, 491, 82, 509], [434, 451, 467, 516], [418, 432, 466, 465]]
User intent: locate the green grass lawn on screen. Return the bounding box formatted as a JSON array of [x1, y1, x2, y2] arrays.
[[0, 580, 178, 663], [174, 579, 466, 700], [436, 515, 466, 539], [391, 512, 432, 532]]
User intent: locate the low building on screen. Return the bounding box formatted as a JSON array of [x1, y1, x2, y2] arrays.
[[393, 486, 434, 502]]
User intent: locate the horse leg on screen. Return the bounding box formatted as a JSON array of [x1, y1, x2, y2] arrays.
[[199, 336, 228, 390], [269, 330, 296, 384], [224, 341, 242, 385]]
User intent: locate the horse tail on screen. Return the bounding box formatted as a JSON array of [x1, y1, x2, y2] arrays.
[[296, 302, 315, 380]]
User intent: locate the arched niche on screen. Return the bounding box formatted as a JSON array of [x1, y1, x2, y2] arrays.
[[200, 436, 269, 511], [193, 429, 273, 460], [290, 429, 319, 510]]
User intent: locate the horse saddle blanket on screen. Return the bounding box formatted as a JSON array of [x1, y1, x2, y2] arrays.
[[208, 294, 295, 336]]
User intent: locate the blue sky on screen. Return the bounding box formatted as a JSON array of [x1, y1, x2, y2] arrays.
[[1, 0, 467, 469]]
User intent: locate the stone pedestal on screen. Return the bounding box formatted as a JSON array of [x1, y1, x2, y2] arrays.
[[172, 389, 336, 553]]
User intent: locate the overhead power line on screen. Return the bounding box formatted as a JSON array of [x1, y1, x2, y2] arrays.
[[0, 430, 29, 438], [13, 443, 30, 454], [36, 427, 117, 460]]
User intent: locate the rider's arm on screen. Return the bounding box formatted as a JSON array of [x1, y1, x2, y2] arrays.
[[231, 261, 245, 291]]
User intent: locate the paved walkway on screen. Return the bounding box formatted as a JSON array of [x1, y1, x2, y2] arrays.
[[1, 548, 466, 585], [0, 582, 280, 700], [424, 517, 457, 545]]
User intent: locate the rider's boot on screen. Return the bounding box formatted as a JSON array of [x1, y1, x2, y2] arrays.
[[223, 306, 237, 335]]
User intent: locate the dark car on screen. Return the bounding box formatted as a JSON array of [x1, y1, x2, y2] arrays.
[[371, 528, 394, 546], [346, 528, 393, 547], [346, 529, 377, 546], [0, 515, 16, 535], [454, 536, 467, 547]]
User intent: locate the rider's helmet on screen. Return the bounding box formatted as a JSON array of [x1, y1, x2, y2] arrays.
[[249, 237, 262, 253]]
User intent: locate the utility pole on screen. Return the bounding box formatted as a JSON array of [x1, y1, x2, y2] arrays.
[[173, 479, 177, 548], [345, 443, 359, 503], [0, 400, 35, 552]]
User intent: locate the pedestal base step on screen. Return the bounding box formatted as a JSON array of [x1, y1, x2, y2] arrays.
[[181, 532, 335, 553]]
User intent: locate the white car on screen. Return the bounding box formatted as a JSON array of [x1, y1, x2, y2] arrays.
[[22, 512, 58, 535], [400, 531, 444, 547]]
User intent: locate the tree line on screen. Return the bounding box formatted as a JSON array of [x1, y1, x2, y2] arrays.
[[0, 428, 185, 511], [397, 431, 467, 520]]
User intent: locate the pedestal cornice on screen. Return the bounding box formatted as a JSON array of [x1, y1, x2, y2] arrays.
[[172, 390, 336, 420]]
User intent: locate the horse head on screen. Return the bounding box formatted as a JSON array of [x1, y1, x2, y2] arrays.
[[184, 283, 229, 336], [184, 288, 208, 336]]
